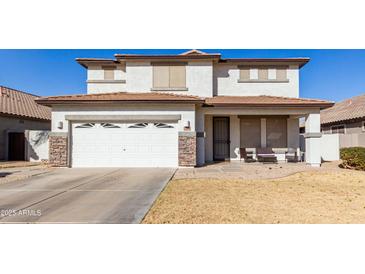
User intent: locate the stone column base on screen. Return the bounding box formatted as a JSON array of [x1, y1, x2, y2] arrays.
[[178, 132, 196, 167], [49, 132, 68, 167]]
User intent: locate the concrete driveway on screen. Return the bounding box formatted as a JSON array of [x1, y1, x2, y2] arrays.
[[0, 168, 175, 224]]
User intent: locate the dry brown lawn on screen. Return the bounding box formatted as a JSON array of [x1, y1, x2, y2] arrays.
[[142, 169, 365, 224]]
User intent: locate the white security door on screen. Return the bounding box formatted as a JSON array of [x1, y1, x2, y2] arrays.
[[71, 122, 178, 167]]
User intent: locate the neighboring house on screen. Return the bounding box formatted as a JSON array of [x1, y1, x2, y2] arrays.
[[36, 49, 333, 168], [0, 86, 51, 161], [321, 94, 365, 147]]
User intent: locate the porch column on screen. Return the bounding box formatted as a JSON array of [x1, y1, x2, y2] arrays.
[[304, 112, 322, 167], [196, 110, 205, 166], [260, 118, 266, 148]]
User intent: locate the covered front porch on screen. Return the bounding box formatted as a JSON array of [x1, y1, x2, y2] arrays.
[[195, 103, 324, 167], [205, 114, 302, 163]]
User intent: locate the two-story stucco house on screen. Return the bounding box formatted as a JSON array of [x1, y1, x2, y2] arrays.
[[37, 49, 333, 168]]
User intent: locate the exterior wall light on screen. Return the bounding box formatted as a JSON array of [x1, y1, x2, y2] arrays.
[[57, 121, 63, 129]]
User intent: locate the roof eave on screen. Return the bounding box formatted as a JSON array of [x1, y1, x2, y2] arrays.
[[75, 58, 120, 68], [114, 54, 221, 62], [0, 111, 51, 121], [204, 103, 333, 109], [220, 58, 310, 68], [36, 99, 205, 106]]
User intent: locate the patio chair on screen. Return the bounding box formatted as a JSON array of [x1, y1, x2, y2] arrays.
[[239, 148, 256, 162], [285, 148, 298, 162], [256, 147, 277, 163]]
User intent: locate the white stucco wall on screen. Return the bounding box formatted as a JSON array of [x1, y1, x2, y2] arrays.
[[26, 130, 50, 162], [87, 61, 213, 97], [214, 64, 300, 98], [320, 134, 340, 161], [87, 65, 126, 94], [304, 112, 322, 167], [125, 62, 152, 92], [88, 83, 126, 93], [87, 65, 126, 81], [51, 104, 196, 133], [85, 61, 301, 98], [186, 61, 213, 97]]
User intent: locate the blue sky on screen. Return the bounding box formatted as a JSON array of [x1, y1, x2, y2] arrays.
[[0, 49, 364, 102]]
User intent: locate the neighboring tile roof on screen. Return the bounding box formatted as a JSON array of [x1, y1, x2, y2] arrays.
[[205, 95, 334, 109], [321, 94, 365, 125], [36, 92, 205, 105], [0, 86, 51, 120]]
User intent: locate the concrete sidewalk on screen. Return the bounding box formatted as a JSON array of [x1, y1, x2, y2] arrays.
[[0, 165, 53, 185]]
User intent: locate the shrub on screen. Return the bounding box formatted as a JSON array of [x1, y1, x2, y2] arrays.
[[339, 147, 365, 171]]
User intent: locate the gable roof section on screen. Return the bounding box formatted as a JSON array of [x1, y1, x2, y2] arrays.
[[179, 49, 209, 55], [321, 94, 365, 125], [36, 92, 205, 106], [0, 86, 51, 120], [205, 95, 334, 109]]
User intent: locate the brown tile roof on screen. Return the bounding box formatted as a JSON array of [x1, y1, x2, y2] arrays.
[[36, 92, 205, 105], [36, 92, 333, 110], [205, 95, 334, 108], [0, 86, 51, 120], [321, 94, 365, 125]]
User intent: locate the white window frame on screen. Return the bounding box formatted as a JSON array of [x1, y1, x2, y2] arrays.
[[362, 121, 365, 132], [330, 124, 346, 134]]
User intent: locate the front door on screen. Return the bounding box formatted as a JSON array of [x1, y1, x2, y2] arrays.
[[8, 132, 25, 161], [213, 117, 230, 161]]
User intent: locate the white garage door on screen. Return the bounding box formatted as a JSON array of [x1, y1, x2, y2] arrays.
[[71, 122, 178, 167]]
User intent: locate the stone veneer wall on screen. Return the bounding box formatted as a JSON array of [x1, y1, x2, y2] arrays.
[[49, 133, 68, 167], [178, 132, 196, 167]]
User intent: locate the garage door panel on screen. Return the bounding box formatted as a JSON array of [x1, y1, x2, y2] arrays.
[[71, 122, 178, 167]]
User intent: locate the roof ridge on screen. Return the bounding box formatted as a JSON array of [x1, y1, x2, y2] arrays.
[[179, 49, 207, 55]]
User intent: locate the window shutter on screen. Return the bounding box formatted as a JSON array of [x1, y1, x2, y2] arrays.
[[258, 68, 268, 80], [240, 118, 261, 148], [239, 68, 250, 80], [103, 67, 115, 80], [266, 118, 287, 148], [153, 66, 170, 88], [276, 67, 287, 81], [169, 65, 186, 88]]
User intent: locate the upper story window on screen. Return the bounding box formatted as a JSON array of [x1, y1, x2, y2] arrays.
[[152, 63, 187, 90], [238, 66, 289, 83], [258, 68, 269, 80], [362, 121, 365, 132], [276, 67, 288, 81], [102, 66, 115, 80]]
